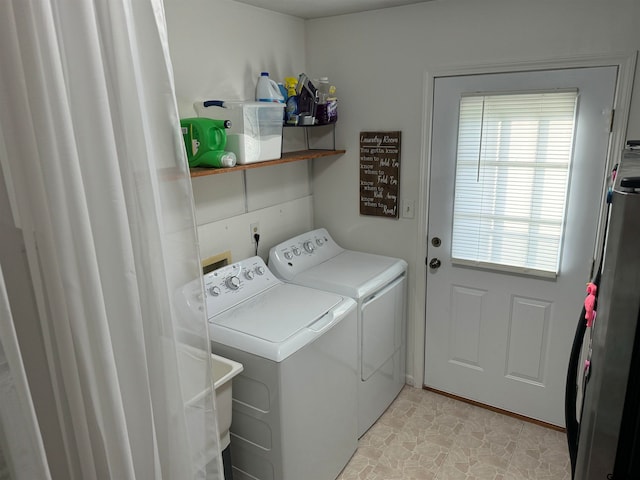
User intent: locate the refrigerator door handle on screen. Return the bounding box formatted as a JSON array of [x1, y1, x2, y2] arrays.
[[566, 305, 589, 477]]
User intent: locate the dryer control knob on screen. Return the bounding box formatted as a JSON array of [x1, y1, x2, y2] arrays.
[[293, 247, 301, 256], [225, 276, 241, 290], [284, 251, 293, 260], [316, 238, 324, 246], [303, 241, 315, 253], [255, 266, 265, 275], [244, 270, 255, 280], [208, 286, 221, 297]]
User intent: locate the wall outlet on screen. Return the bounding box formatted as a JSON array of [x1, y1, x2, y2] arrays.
[[250, 222, 260, 244]]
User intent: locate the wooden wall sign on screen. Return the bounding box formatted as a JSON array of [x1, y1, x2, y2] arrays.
[[359, 131, 401, 218]]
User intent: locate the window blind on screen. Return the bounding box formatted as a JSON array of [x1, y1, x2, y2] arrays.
[[451, 90, 578, 277]]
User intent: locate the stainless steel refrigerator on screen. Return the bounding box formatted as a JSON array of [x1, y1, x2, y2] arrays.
[[566, 149, 640, 479]]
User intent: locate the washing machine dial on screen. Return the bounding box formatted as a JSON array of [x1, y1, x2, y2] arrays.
[[244, 270, 255, 280], [316, 238, 324, 246], [225, 276, 241, 290], [303, 241, 315, 253], [208, 286, 221, 297], [255, 266, 265, 275], [284, 251, 293, 260], [293, 247, 301, 256]]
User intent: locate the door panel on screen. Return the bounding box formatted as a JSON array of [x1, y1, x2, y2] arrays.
[[449, 285, 485, 369], [424, 66, 617, 426], [505, 296, 552, 384]]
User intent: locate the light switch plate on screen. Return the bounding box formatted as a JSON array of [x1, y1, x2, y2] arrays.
[[402, 199, 415, 219]]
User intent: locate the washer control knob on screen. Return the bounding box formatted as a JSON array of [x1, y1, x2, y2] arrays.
[[255, 266, 265, 276], [293, 247, 301, 256], [208, 286, 221, 297], [284, 251, 293, 260], [316, 238, 324, 246], [225, 276, 241, 290], [303, 241, 315, 253], [244, 270, 255, 280]]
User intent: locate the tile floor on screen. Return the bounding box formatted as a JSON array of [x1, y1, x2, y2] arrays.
[[337, 386, 571, 480]]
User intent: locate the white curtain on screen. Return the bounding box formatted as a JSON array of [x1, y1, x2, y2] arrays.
[[0, 264, 51, 480], [0, 0, 223, 479]]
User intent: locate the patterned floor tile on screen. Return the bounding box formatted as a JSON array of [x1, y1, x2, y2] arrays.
[[505, 424, 571, 479], [337, 386, 570, 480]]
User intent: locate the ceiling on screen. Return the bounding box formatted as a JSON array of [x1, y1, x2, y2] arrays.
[[234, 0, 436, 19]]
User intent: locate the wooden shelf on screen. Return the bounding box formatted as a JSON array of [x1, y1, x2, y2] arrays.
[[189, 149, 346, 178]]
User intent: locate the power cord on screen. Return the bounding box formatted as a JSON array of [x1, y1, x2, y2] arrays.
[[254, 233, 260, 256]]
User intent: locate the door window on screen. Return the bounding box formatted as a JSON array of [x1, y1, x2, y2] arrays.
[[451, 90, 578, 277]]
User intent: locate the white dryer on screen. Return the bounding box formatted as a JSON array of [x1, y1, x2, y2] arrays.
[[195, 256, 358, 480], [269, 228, 407, 437]]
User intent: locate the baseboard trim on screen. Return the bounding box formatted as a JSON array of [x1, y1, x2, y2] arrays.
[[422, 385, 566, 433]]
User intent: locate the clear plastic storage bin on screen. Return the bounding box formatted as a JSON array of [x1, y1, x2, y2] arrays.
[[195, 101, 284, 165]]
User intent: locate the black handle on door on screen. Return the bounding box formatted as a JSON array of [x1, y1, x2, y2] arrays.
[[429, 258, 441, 269]]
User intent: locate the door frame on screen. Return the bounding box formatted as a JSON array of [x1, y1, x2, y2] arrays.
[[412, 52, 638, 389]]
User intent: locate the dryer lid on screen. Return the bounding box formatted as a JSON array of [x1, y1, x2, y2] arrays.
[[293, 250, 407, 299]]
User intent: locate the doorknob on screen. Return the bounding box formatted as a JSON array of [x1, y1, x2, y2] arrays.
[[429, 258, 441, 270]]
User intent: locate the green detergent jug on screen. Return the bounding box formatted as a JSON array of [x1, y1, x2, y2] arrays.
[[180, 117, 236, 168]]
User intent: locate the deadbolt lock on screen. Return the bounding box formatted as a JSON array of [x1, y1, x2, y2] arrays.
[[431, 237, 442, 247]]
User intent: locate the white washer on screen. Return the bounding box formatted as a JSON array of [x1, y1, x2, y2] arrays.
[[269, 228, 407, 437], [198, 256, 358, 480]]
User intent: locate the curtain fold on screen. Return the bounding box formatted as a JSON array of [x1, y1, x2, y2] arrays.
[[0, 0, 222, 478], [0, 264, 51, 480]]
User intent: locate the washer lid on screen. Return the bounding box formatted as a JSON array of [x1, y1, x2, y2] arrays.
[[292, 250, 407, 299], [209, 283, 355, 361]]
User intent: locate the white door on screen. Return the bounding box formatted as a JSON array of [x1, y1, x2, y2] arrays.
[[423, 66, 617, 426]]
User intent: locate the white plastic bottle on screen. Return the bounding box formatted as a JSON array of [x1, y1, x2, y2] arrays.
[[256, 72, 284, 103]]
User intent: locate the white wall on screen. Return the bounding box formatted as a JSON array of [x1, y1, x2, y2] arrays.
[[165, 0, 306, 118], [164, 0, 314, 261], [305, 0, 640, 385]]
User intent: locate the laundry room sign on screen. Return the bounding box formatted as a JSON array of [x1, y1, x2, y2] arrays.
[[359, 131, 401, 218]]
